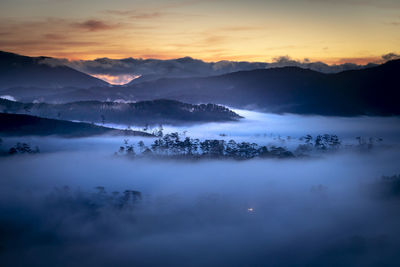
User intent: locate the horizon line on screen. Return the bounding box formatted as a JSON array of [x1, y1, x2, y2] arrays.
[[2, 49, 397, 66]]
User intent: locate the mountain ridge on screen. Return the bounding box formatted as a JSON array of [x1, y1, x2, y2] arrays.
[[0, 51, 109, 89], [0, 98, 242, 126], [0, 112, 152, 137]]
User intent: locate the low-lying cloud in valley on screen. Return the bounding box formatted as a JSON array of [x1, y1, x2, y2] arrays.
[[1, 143, 400, 266], [1, 113, 400, 266]]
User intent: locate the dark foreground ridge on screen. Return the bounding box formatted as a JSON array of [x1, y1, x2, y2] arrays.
[[0, 113, 152, 137]]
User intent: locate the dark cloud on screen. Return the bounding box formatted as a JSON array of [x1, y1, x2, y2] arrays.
[[71, 20, 120, 32], [385, 21, 400, 26], [105, 9, 166, 19], [382, 53, 400, 61], [218, 26, 264, 32], [308, 0, 400, 9], [43, 33, 66, 40]]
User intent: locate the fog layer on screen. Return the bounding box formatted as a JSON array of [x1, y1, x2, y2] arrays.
[[1, 112, 400, 266]]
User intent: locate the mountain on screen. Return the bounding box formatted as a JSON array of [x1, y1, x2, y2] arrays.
[[107, 59, 400, 116], [0, 99, 242, 126], [0, 51, 108, 89], [44, 55, 377, 85], [0, 113, 152, 137], [124, 57, 377, 85], [1, 50, 398, 116]]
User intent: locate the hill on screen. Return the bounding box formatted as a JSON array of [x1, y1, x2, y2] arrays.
[[118, 59, 400, 116], [0, 99, 242, 125], [0, 113, 152, 137], [0, 51, 108, 89]]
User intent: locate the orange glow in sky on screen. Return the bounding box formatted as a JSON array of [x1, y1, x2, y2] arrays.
[[91, 74, 141, 85], [0, 0, 399, 64]]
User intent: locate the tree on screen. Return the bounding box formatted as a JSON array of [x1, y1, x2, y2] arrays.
[[126, 145, 135, 156], [155, 124, 163, 137], [138, 141, 145, 153], [328, 135, 341, 150], [304, 134, 313, 144], [225, 140, 238, 158], [8, 143, 39, 155], [314, 135, 326, 150]]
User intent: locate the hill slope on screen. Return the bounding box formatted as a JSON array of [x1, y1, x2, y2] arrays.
[[0, 113, 152, 137], [0, 99, 242, 125], [0, 51, 108, 89], [119, 59, 400, 116]]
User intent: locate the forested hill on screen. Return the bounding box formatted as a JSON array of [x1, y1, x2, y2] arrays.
[[0, 99, 241, 126], [0, 113, 152, 137]]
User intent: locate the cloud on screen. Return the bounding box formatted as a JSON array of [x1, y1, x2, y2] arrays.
[[0, 95, 17, 101], [272, 55, 295, 64], [202, 35, 227, 46], [381, 53, 400, 61], [1, 125, 400, 266], [330, 56, 380, 65], [105, 10, 166, 19], [308, 0, 400, 9], [214, 26, 265, 33], [71, 19, 120, 32], [0, 17, 132, 59], [385, 21, 400, 26], [43, 33, 66, 40]]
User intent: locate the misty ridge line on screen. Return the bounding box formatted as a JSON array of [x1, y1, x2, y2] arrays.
[[2, 50, 399, 88], [35, 52, 400, 78], [0, 98, 242, 127]]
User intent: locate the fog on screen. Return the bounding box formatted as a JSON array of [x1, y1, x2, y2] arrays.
[[1, 112, 400, 266], [102, 109, 400, 147]]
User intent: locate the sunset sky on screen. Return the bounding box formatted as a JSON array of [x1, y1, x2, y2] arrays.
[[0, 0, 399, 64]]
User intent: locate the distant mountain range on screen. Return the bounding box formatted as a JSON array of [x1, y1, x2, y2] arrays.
[[41, 53, 378, 85], [0, 51, 108, 89], [1, 51, 399, 116], [0, 113, 152, 137], [118, 59, 399, 115], [0, 98, 241, 126], [0, 51, 379, 89]]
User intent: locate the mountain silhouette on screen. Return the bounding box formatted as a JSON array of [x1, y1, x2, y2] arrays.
[[0, 98, 242, 126], [0, 112, 152, 137], [120, 59, 400, 115], [0, 51, 108, 89], [1, 51, 399, 116]]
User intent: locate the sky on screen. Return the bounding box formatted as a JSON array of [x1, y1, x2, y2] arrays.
[[0, 0, 399, 64]]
